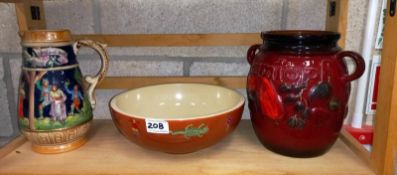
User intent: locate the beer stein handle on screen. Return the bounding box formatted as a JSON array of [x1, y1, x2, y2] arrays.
[[73, 40, 110, 109]]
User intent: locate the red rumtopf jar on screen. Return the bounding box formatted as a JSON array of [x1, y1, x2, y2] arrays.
[[246, 31, 365, 157]]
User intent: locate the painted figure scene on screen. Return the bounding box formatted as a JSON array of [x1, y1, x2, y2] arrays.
[[18, 68, 92, 131], [18, 69, 92, 130]]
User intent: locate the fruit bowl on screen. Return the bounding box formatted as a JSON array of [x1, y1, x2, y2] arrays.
[[109, 83, 245, 154]]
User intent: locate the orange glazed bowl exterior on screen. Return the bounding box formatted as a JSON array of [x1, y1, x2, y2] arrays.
[[109, 83, 245, 154]]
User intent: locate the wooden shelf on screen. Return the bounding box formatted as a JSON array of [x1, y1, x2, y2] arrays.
[[72, 33, 261, 47], [2, 0, 397, 174], [0, 120, 374, 175]]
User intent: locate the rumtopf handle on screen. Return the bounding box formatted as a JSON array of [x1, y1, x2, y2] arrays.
[[73, 40, 109, 109], [247, 44, 261, 65], [337, 51, 365, 82]]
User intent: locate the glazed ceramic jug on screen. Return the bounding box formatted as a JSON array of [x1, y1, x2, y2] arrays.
[[18, 29, 109, 153], [246, 31, 365, 157]]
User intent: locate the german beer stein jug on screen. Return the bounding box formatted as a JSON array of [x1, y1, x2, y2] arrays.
[[246, 31, 365, 157], [18, 29, 109, 153]]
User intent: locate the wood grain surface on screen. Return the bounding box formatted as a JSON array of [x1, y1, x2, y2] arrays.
[[72, 33, 261, 47], [325, 0, 348, 48], [14, 0, 46, 31], [0, 136, 26, 159], [97, 76, 247, 89], [340, 129, 371, 167], [371, 0, 397, 174], [0, 120, 374, 175]]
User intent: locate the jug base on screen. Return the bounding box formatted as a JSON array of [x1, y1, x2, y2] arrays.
[[21, 121, 92, 154], [31, 137, 87, 154]]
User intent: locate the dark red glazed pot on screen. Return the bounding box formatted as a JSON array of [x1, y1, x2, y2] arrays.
[[246, 31, 365, 157]]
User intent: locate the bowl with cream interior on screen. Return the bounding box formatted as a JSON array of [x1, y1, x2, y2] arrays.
[[109, 83, 245, 154]]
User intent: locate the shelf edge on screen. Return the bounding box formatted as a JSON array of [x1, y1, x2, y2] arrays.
[[340, 128, 372, 170], [0, 135, 27, 159]]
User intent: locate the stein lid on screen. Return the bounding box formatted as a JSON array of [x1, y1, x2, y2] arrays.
[[20, 29, 72, 44]]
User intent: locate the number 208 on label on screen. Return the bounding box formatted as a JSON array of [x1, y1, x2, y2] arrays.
[[145, 119, 170, 134]]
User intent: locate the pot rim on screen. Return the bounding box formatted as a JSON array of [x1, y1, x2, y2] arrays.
[[109, 83, 245, 121], [261, 30, 340, 41]]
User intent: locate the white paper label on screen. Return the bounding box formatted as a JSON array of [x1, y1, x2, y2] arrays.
[[145, 119, 169, 134]]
